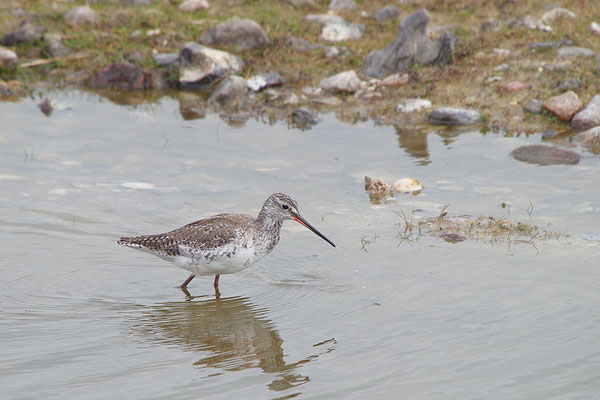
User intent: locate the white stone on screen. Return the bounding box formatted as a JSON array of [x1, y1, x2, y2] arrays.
[[541, 7, 576, 24], [64, 6, 98, 27], [590, 22, 600, 35], [320, 70, 362, 93], [396, 98, 432, 113], [0, 46, 18, 69], [179, 0, 209, 12], [393, 178, 423, 194], [321, 22, 363, 42]]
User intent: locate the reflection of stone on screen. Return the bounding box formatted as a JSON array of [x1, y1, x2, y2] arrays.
[[394, 126, 430, 165], [131, 296, 335, 392]]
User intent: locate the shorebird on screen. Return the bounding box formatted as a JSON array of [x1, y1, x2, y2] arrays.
[[117, 193, 335, 290]]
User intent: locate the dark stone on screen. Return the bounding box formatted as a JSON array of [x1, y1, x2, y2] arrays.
[[88, 61, 146, 90], [524, 99, 543, 114], [372, 6, 401, 22], [364, 9, 456, 78], [441, 233, 466, 243], [511, 145, 580, 165], [0, 23, 45, 46], [540, 129, 560, 139], [208, 75, 248, 108], [285, 35, 315, 52], [557, 78, 581, 91], [199, 18, 270, 51], [43, 34, 70, 58], [291, 107, 318, 128]]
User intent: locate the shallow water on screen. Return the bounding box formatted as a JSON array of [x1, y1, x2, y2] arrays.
[[1, 90, 599, 399]]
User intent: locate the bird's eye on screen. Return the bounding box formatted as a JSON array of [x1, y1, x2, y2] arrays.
[[282, 204, 289, 210]]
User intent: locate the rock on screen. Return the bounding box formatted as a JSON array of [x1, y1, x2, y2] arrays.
[[591, 22, 600, 35], [508, 15, 551, 32], [301, 86, 322, 96], [198, 18, 270, 51], [247, 72, 283, 92], [329, 0, 356, 12], [558, 78, 581, 91], [38, 98, 53, 117], [178, 42, 244, 89], [572, 95, 600, 130], [89, 61, 146, 90], [178, 0, 209, 11], [504, 81, 527, 92], [364, 9, 457, 78], [382, 73, 409, 87], [285, 35, 315, 52], [529, 40, 572, 51], [306, 14, 345, 25], [372, 6, 401, 21], [291, 107, 318, 127], [481, 18, 499, 32], [511, 145, 580, 165], [540, 129, 560, 139], [323, 46, 340, 59], [43, 33, 69, 58], [364, 176, 391, 201], [0, 46, 18, 69], [573, 126, 600, 148], [485, 76, 502, 84], [320, 70, 361, 93], [153, 52, 179, 67], [208, 75, 247, 108], [0, 23, 45, 46], [321, 21, 364, 41], [313, 96, 343, 106], [543, 91, 582, 122], [541, 7, 576, 24], [441, 233, 466, 243], [493, 63, 509, 72], [524, 99, 543, 114], [393, 178, 422, 194], [64, 6, 99, 27], [396, 98, 431, 113], [290, 0, 316, 8], [556, 46, 595, 59], [428, 107, 480, 125]]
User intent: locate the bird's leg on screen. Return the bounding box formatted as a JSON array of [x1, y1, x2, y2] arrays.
[[213, 274, 220, 287], [180, 273, 196, 288]]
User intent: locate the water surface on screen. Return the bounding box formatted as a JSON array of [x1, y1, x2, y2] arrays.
[[1, 90, 599, 399]]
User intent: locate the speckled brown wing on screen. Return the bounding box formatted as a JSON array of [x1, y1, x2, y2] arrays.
[[118, 213, 255, 256]]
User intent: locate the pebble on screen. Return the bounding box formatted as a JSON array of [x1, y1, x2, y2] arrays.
[[540, 129, 560, 139], [64, 6, 98, 27], [313, 96, 343, 106], [247, 72, 283, 92], [481, 18, 499, 32], [320, 70, 362, 93], [556, 46, 595, 59], [178, 0, 209, 11], [329, 0, 356, 12], [305, 14, 344, 25], [323, 46, 340, 59], [572, 95, 600, 130], [511, 145, 580, 165], [524, 99, 543, 114], [393, 178, 422, 194], [504, 81, 527, 92], [493, 63, 509, 72], [591, 22, 600, 35], [372, 6, 401, 21], [43, 33, 69, 58], [543, 91, 582, 121], [485, 76, 503, 84], [198, 18, 270, 51], [153, 52, 179, 67], [541, 7, 576, 24], [38, 98, 53, 116], [396, 98, 432, 113], [321, 21, 364, 42], [301, 86, 322, 97], [382, 73, 409, 87], [0, 46, 18, 69], [178, 42, 244, 88], [429, 107, 481, 126], [558, 78, 581, 91]]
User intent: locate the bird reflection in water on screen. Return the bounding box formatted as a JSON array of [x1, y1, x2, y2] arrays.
[[131, 291, 336, 394]]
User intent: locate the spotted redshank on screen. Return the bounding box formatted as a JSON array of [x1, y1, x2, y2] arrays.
[[117, 193, 335, 290]]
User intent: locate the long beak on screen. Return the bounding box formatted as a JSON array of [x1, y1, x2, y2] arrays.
[[293, 213, 336, 247]]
